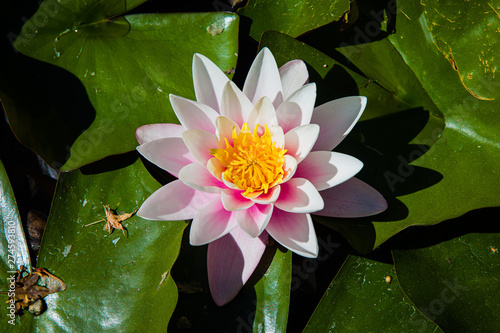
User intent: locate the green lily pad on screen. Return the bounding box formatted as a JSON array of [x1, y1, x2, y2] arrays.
[[415, 0, 499, 100], [382, 1, 500, 231], [290, 0, 500, 250], [2, 0, 238, 171], [4, 154, 187, 331], [304, 255, 443, 332], [393, 232, 500, 332], [253, 247, 291, 333], [238, 0, 351, 40], [327, 0, 500, 234]]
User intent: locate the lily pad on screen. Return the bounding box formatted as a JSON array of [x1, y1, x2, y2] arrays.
[[288, 0, 499, 250], [4, 154, 187, 331], [415, 0, 499, 100], [304, 255, 443, 332], [253, 248, 291, 333], [394, 231, 500, 332], [2, 0, 238, 171], [238, 0, 351, 40]]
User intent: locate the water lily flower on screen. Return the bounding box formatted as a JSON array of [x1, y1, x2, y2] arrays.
[[135, 48, 387, 306]]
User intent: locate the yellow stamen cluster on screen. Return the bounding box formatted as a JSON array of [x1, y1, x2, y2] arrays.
[[210, 123, 286, 197]]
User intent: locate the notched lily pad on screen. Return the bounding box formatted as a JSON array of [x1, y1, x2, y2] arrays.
[[6, 266, 66, 316]]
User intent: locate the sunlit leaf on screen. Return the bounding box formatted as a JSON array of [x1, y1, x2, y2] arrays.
[[238, 0, 350, 40]]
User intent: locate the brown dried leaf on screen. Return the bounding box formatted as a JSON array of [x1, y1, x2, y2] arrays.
[[34, 267, 67, 293], [103, 205, 137, 236], [85, 205, 137, 237], [7, 266, 66, 316]]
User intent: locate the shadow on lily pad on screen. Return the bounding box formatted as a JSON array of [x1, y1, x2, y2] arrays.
[[0, 6, 96, 170], [319, 108, 444, 253]]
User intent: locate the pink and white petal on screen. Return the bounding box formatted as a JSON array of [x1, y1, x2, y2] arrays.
[[279, 59, 309, 99], [221, 81, 254, 127], [274, 178, 324, 213], [284, 124, 320, 163], [243, 47, 283, 106], [270, 125, 285, 149], [221, 189, 255, 211], [207, 157, 225, 181], [311, 96, 367, 151], [251, 185, 281, 204], [236, 204, 273, 238], [315, 177, 388, 217], [266, 209, 318, 258], [182, 129, 218, 166], [208, 228, 268, 306], [282, 155, 298, 183], [215, 116, 240, 147], [190, 197, 238, 245], [275, 83, 316, 133], [247, 97, 279, 134], [138, 180, 217, 221], [137, 137, 196, 177], [135, 123, 184, 145], [179, 163, 225, 194], [192, 53, 230, 112], [294, 151, 363, 191], [169, 94, 219, 132]]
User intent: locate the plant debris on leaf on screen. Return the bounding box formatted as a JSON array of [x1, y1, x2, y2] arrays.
[[84, 205, 137, 237], [6, 266, 66, 316]]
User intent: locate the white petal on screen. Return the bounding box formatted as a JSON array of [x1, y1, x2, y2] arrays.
[[279, 59, 309, 99], [221, 189, 255, 211], [190, 197, 237, 245], [137, 137, 196, 177], [236, 204, 273, 238], [135, 123, 184, 145], [274, 178, 324, 213], [182, 129, 218, 166], [137, 180, 217, 220], [266, 209, 318, 258], [243, 47, 283, 106], [215, 116, 240, 147], [169, 94, 219, 132], [311, 96, 367, 151], [276, 83, 316, 133], [315, 177, 388, 217], [247, 97, 278, 134], [284, 124, 319, 163], [192, 53, 230, 112], [270, 125, 285, 149], [178, 163, 224, 194], [207, 228, 268, 306], [220, 81, 254, 127], [294, 151, 363, 191]]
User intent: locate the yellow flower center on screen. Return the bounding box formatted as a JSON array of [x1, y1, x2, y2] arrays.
[[210, 123, 287, 197]]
